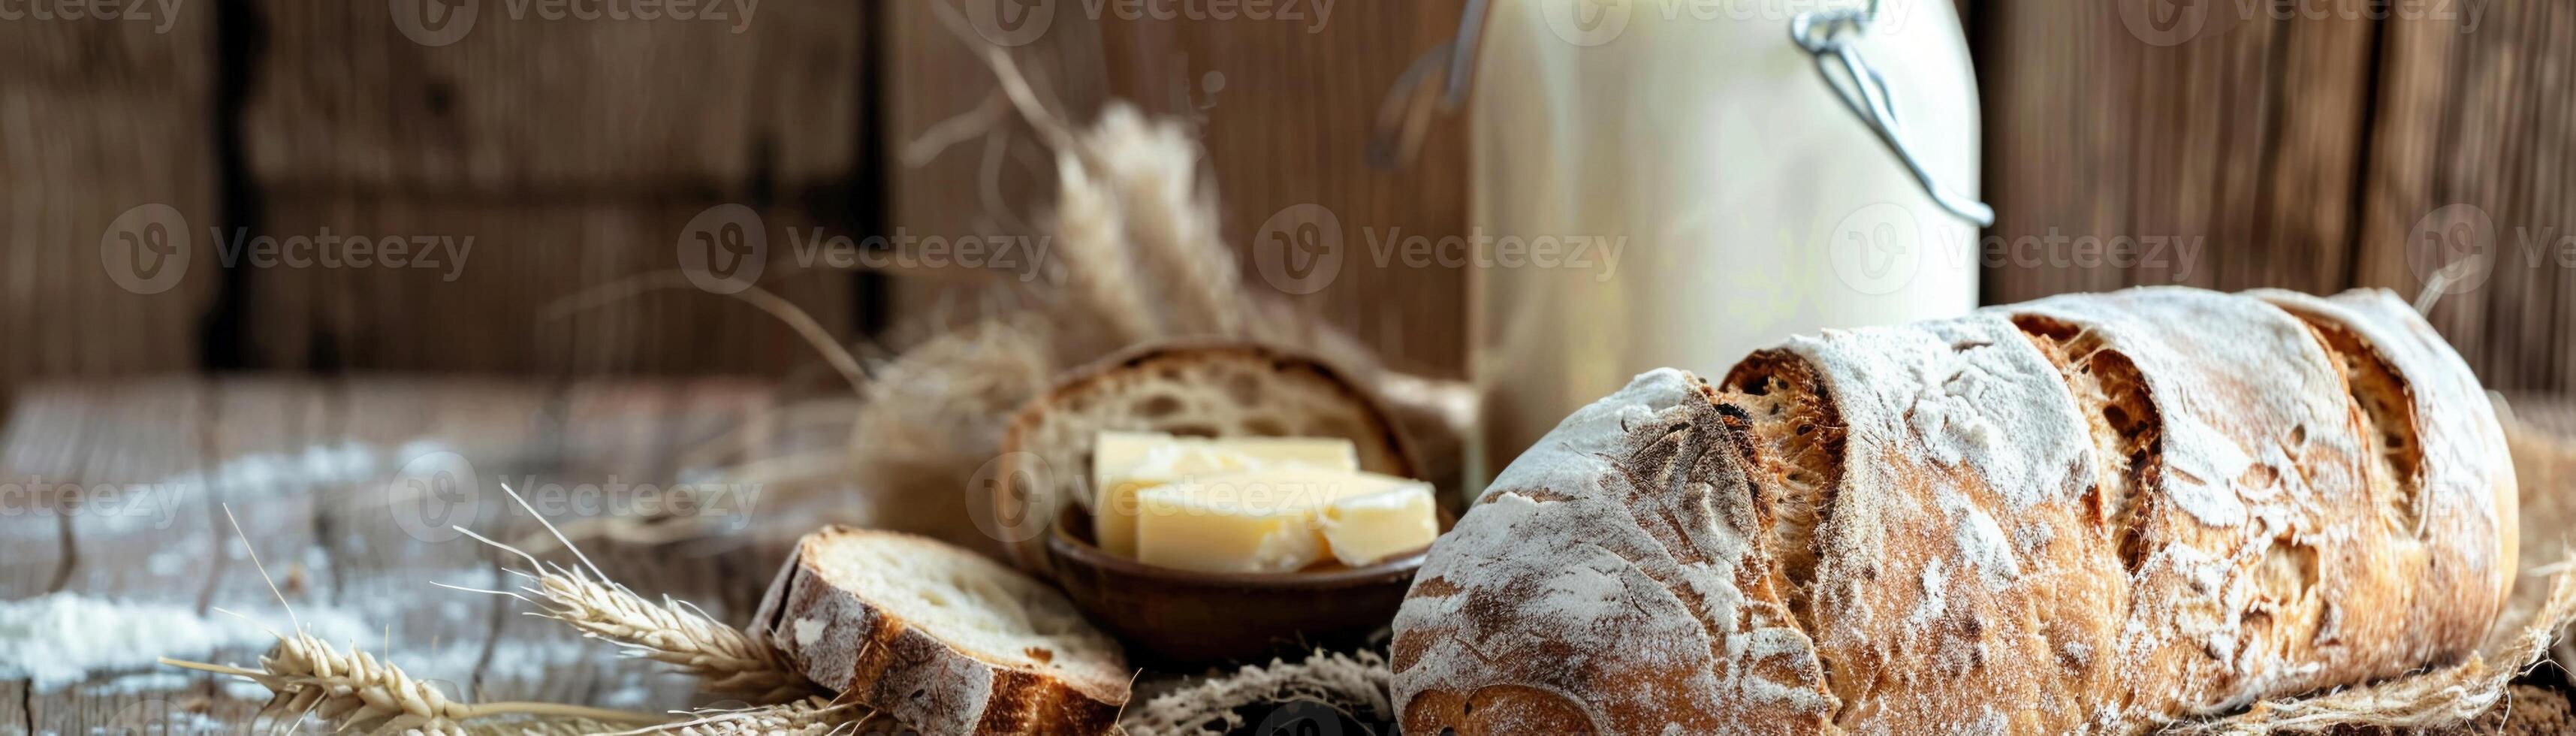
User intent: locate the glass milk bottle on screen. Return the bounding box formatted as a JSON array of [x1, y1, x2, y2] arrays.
[[1453, 0, 1990, 493]]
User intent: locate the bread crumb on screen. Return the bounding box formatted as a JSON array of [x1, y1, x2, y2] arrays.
[[794, 617, 825, 647]]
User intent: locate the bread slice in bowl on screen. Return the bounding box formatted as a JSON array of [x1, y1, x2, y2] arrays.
[[753, 526, 1130, 736]]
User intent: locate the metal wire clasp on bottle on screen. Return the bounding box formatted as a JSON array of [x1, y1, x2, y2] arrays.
[[1790, 1, 1995, 226]]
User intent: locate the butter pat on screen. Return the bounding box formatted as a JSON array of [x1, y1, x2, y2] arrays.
[[1093, 442, 1262, 558], [1317, 485, 1440, 566], [1133, 466, 1430, 574], [1133, 485, 1326, 574], [1090, 431, 1361, 558]]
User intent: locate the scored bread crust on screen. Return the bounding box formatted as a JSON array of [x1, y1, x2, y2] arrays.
[[991, 342, 1420, 572], [753, 526, 1130, 736], [1392, 287, 2516, 734], [2250, 288, 2519, 615], [1391, 368, 1835, 734]]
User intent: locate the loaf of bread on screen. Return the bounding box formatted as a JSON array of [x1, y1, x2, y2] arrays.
[[753, 526, 1131, 736], [1391, 287, 2517, 734], [992, 342, 1419, 572]]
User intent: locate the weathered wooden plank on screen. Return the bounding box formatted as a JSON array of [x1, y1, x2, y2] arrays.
[[885, 0, 1473, 377], [0, 0, 208, 92], [22, 379, 212, 736], [0, 386, 97, 599], [2351, 2, 2576, 393], [245, 200, 855, 378], [0, 680, 23, 736], [243, 0, 861, 192], [1979, 0, 2376, 300], [0, 87, 217, 403]]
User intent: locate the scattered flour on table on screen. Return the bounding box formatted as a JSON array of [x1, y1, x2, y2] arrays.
[[0, 592, 368, 692]]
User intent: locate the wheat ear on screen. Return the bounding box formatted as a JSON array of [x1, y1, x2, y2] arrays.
[[1051, 151, 1160, 345], [162, 633, 660, 736], [443, 487, 819, 704], [1079, 103, 1250, 338], [607, 695, 882, 736]]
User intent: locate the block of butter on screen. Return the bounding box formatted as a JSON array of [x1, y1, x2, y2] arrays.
[[1133, 466, 1437, 574], [1091, 431, 1359, 557], [1317, 484, 1441, 567]]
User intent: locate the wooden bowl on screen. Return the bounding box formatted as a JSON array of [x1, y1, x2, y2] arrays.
[[1045, 503, 1446, 666]]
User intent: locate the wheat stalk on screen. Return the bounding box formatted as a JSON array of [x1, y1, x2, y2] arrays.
[[471, 716, 632, 736], [441, 487, 821, 704], [606, 695, 883, 736], [164, 506, 664, 735], [163, 633, 661, 736], [1078, 104, 1250, 338], [1051, 151, 1160, 346], [499, 557, 816, 703]]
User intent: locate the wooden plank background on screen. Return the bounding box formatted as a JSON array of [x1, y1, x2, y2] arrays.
[[1975, 0, 2576, 391], [2, 0, 2574, 394]]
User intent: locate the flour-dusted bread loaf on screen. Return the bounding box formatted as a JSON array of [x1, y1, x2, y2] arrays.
[[1392, 287, 2517, 734], [991, 342, 1419, 571], [753, 526, 1131, 736]]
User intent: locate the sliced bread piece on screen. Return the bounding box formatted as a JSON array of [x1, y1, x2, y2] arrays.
[[753, 526, 1130, 736], [992, 342, 1420, 572]]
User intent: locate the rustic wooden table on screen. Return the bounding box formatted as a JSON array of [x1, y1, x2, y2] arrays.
[[2, 381, 2571, 734], [0, 377, 849, 734]]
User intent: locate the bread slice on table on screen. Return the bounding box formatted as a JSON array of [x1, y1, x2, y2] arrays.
[[753, 526, 1130, 736], [991, 342, 1419, 572], [1392, 287, 2516, 735]]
